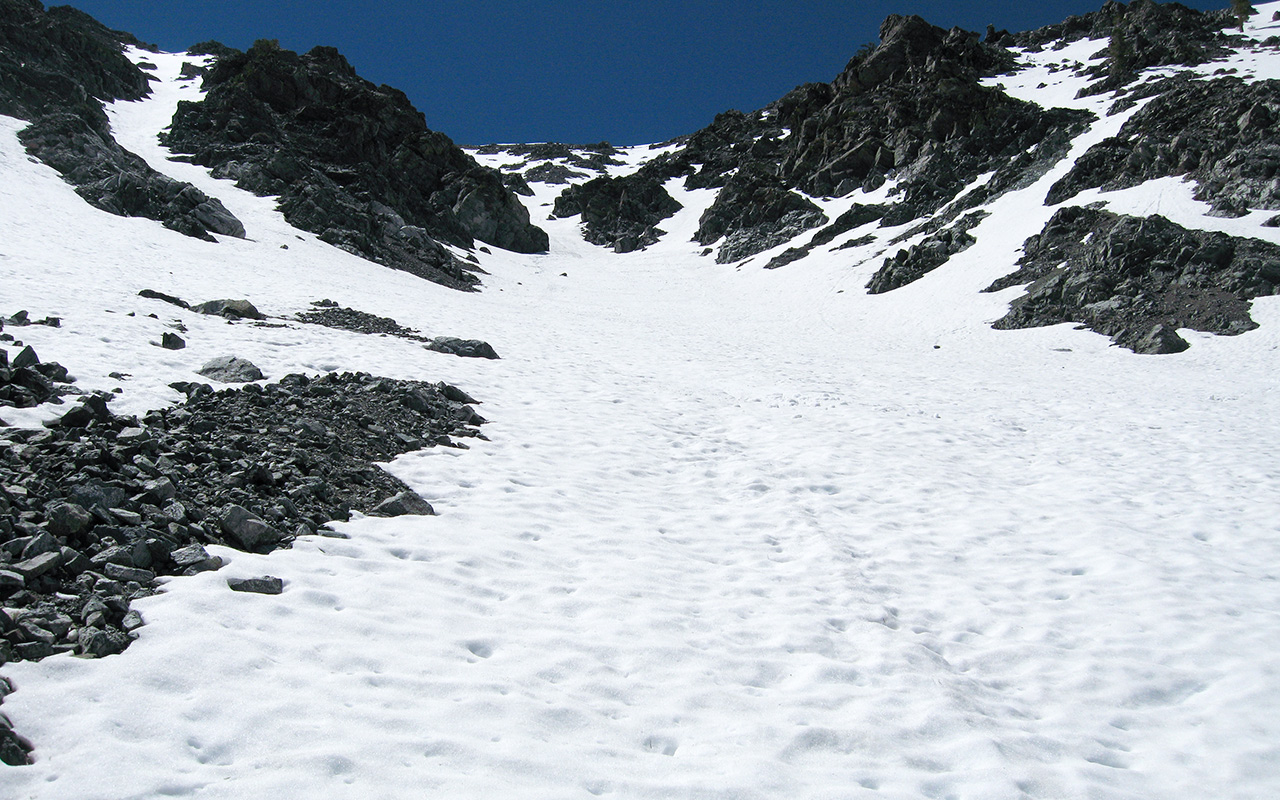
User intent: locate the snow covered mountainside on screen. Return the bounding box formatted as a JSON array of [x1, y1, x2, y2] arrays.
[[2, 0, 1280, 797]]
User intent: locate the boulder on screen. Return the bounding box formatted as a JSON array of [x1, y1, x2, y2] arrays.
[[193, 299, 265, 320], [1136, 324, 1191, 355], [219, 505, 283, 551], [9, 551, 61, 581], [198, 356, 265, 383], [227, 576, 284, 595], [11, 346, 38, 370], [371, 491, 435, 517], [45, 501, 94, 538], [425, 337, 500, 359], [76, 626, 129, 658]]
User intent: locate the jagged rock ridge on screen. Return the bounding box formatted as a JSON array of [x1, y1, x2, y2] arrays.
[[161, 39, 549, 290], [549, 13, 1092, 267], [0, 0, 245, 241]]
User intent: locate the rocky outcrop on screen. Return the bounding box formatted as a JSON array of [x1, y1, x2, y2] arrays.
[[161, 39, 548, 289], [1012, 0, 1235, 94], [479, 141, 624, 179], [552, 174, 683, 252], [0, 1, 151, 123], [694, 164, 828, 263], [779, 15, 1090, 211], [0, 0, 245, 241], [866, 211, 988, 293], [762, 204, 890, 269], [986, 206, 1280, 352], [552, 13, 1089, 261], [1048, 75, 1280, 215]]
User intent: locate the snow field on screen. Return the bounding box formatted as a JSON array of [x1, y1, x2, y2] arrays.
[[1, 35, 1279, 800]]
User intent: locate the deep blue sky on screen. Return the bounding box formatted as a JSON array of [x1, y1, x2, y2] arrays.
[[65, 1, 1224, 145]]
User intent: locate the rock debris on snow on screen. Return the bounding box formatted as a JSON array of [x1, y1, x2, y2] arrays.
[[0, 344, 486, 761]]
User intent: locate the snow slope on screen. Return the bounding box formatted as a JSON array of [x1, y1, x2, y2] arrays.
[[3, 19, 1280, 800]]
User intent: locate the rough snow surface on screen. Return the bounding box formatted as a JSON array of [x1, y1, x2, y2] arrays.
[[1, 41, 1279, 800]]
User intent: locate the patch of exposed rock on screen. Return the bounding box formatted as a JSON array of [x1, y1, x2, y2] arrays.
[[1048, 75, 1280, 216], [0, 364, 484, 761], [478, 141, 624, 180], [986, 205, 1280, 352], [1011, 0, 1235, 95], [161, 39, 548, 289], [694, 164, 828, 263], [866, 211, 988, 293], [0, 314, 79, 418], [552, 174, 683, 253], [295, 299, 427, 339], [0, 0, 245, 242]]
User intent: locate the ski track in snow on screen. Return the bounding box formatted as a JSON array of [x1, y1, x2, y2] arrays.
[[2, 20, 1280, 800]]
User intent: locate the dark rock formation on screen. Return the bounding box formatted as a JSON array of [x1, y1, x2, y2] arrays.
[[695, 164, 828, 263], [227, 575, 284, 594], [161, 39, 548, 289], [986, 206, 1280, 351], [0, 319, 82, 417], [137, 289, 191, 310], [523, 162, 589, 185], [0, 0, 245, 242], [1012, 0, 1235, 95], [552, 13, 1089, 262], [295, 299, 427, 339], [193, 299, 265, 320], [0, 368, 486, 665], [779, 15, 1089, 209], [425, 337, 500, 360], [370, 490, 435, 517], [479, 141, 624, 178], [1048, 75, 1280, 215], [552, 174, 683, 253], [764, 204, 890, 269], [867, 211, 988, 293], [0, 350, 487, 761]]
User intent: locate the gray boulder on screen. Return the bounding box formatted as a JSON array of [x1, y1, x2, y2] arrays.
[[228, 576, 284, 595], [218, 504, 283, 551], [1136, 324, 1190, 355], [198, 356, 265, 383], [193, 299, 265, 320], [371, 490, 435, 517], [425, 337, 499, 360]]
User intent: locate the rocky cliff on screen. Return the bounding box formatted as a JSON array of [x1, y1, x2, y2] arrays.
[[0, 0, 244, 241], [161, 39, 549, 289], [533, 0, 1275, 353]]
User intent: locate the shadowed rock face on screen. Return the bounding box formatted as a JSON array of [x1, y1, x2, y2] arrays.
[[161, 40, 548, 289], [0, 0, 245, 242], [866, 211, 988, 294], [554, 13, 1090, 261], [987, 206, 1280, 353], [552, 174, 683, 253], [1048, 75, 1280, 215], [694, 164, 828, 264], [779, 15, 1088, 205], [1011, 0, 1233, 93]]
